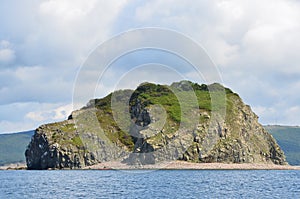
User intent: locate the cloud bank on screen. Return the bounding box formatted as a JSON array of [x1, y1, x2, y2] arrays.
[[1, 0, 300, 133]]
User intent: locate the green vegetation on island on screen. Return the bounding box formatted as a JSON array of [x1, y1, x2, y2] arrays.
[[1, 81, 296, 168]]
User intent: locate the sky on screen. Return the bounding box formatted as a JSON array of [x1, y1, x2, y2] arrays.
[[1, 0, 300, 133]]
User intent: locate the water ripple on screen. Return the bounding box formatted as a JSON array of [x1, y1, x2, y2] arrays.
[[0, 170, 299, 198]]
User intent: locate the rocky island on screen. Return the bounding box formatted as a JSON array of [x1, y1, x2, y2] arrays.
[[25, 81, 287, 170]]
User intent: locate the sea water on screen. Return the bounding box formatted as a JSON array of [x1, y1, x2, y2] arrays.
[[0, 170, 299, 198]]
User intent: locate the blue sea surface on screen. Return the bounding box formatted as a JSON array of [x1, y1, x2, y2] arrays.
[[0, 170, 299, 198]]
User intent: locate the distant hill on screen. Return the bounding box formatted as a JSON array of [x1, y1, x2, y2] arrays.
[[0, 130, 34, 166], [265, 125, 300, 165]]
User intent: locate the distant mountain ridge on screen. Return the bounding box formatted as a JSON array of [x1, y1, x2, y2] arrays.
[[265, 125, 300, 165], [0, 130, 34, 166]]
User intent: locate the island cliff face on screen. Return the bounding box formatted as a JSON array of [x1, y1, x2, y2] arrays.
[[25, 81, 287, 169]]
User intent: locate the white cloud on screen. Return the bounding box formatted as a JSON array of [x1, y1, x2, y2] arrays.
[[252, 106, 277, 124], [39, 0, 97, 22], [1, 0, 130, 69], [0, 102, 69, 133], [0, 0, 130, 103], [253, 104, 300, 126], [133, 0, 240, 67], [35, 0, 129, 55], [131, 0, 300, 72], [0, 40, 10, 48], [0, 120, 35, 134], [0, 65, 73, 105], [0, 49, 15, 63], [0, 40, 15, 64], [284, 106, 300, 125], [1, 0, 300, 132], [25, 103, 73, 122], [0, 1, 130, 132]]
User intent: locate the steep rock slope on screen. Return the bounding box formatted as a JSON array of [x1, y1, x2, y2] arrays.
[[25, 81, 287, 169]]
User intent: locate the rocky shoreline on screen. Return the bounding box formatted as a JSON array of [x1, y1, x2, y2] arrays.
[[84, 161, 300, 170], [0, 163, 27, 170], [1, 161, 300, 170]]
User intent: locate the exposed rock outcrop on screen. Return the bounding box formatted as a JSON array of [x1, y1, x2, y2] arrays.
[[25, 122, 99, 170], [25, 81, 287, 169]]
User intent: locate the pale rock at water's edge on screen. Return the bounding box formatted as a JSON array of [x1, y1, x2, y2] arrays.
[[25, 81, 287, 169]]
